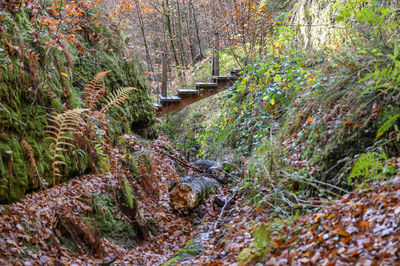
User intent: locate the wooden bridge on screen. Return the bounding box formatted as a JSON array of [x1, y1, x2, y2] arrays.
[[154, 33, 241, 116]]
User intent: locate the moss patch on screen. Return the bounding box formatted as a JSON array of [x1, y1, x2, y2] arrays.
[[0, 4, 156, 203]]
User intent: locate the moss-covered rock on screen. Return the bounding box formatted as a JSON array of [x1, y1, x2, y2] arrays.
[[0, 4, 156, 203]]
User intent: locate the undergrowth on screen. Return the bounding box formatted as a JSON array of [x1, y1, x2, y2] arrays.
[[164, 0, 400, 219], [85, 192, 137, 249]]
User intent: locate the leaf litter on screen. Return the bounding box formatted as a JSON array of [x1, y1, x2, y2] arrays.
[[2, 134, 400, 265], [0, 134, 239, 265]]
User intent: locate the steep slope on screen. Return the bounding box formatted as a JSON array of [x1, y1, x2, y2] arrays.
[[0, 2, 156, 202]]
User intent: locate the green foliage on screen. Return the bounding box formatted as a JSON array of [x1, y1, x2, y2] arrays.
[[0, 137, 29, 202], [238, 218, 292, 263], [162, 238, 202, 266], [94, 143, 110, 173], [88, 192, 136, 249], [195, 51, 314, 158], [338, 0, 400, 96], [359, 44, 400, 96], [146, 218, 158, 236], [253, 223, 272, 250], [348, 152, 394, 185], [376, 114, 400, 139], [0, 3, 156, 202], [122, 175, 134, 209], [337, 0, 397, 36]]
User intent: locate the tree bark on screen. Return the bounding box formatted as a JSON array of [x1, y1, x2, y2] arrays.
[[163, 0, 180, 67], [184, 0, 196, 65], [134, 0, 154, 73], [169, 176, 220, 212], [175, 0, 186, 66], [189, 0, 204, 59]]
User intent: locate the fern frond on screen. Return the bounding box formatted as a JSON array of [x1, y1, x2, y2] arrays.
[[376, 114, 400, 139], [44, 126, 61, 132], [100, 87, 137, 113], [83, 71, 111, 109], [93, 71, 111, 81], [45, 136, 59, 142], [58, 141, 76, 147], [45, 108, 88, 186], [59, 136, 76, 142]]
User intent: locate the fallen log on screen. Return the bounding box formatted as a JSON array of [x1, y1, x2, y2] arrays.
[[169, 176, 220, 212]]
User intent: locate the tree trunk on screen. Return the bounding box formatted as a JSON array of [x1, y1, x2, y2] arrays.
[[135, 0, 154, 73], [163, 0, 180, 68], [169, 176, 220, 212], [189, 0, 204, 59], [175, 0, 186, 67], [185, 0, 196, 65]]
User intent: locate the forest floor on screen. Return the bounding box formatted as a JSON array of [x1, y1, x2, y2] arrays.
[[2, 134, 400, 265], [0, 134, 253, 265]]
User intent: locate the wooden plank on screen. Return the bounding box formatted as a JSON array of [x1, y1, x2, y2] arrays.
[[155, 69, 243, 116], [196, 82, 218, 89], [159, 95, 181, 103], [153, 103, 163, 110], [230, 69, 242, 76], [212, 76, 237, 82], [178, 89, 199, 97], [157, 84, 225, 116]]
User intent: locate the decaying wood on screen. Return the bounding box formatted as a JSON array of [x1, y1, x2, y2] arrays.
[[160, 150, 206, 173], [169, 176, 220, 212]]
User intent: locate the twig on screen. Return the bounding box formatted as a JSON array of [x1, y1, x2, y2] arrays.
[[284, 169, 350, 194], [159, 150, 206, 173], [288, 192, 324, 209], [288, 176, 341, 197], [260, 198, 289, 216], [218, 168, 241, 183], [0, 102, 27, 127], [279, 192, 295, 208], [307, 177, 350, 194], [213, 189, 238, 230], [262, 165, 276, 190], [99, 253, 121, 266]]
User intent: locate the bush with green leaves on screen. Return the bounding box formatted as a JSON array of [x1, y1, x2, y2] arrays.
[[196, 51, 315, 158]]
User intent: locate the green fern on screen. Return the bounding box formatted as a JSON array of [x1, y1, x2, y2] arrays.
[[45, 108, 88, 186], [348, 152, 394, 185], [360, 45, 400, 97], [376, 114, 400, 139], [100, 87, 137, 113]]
